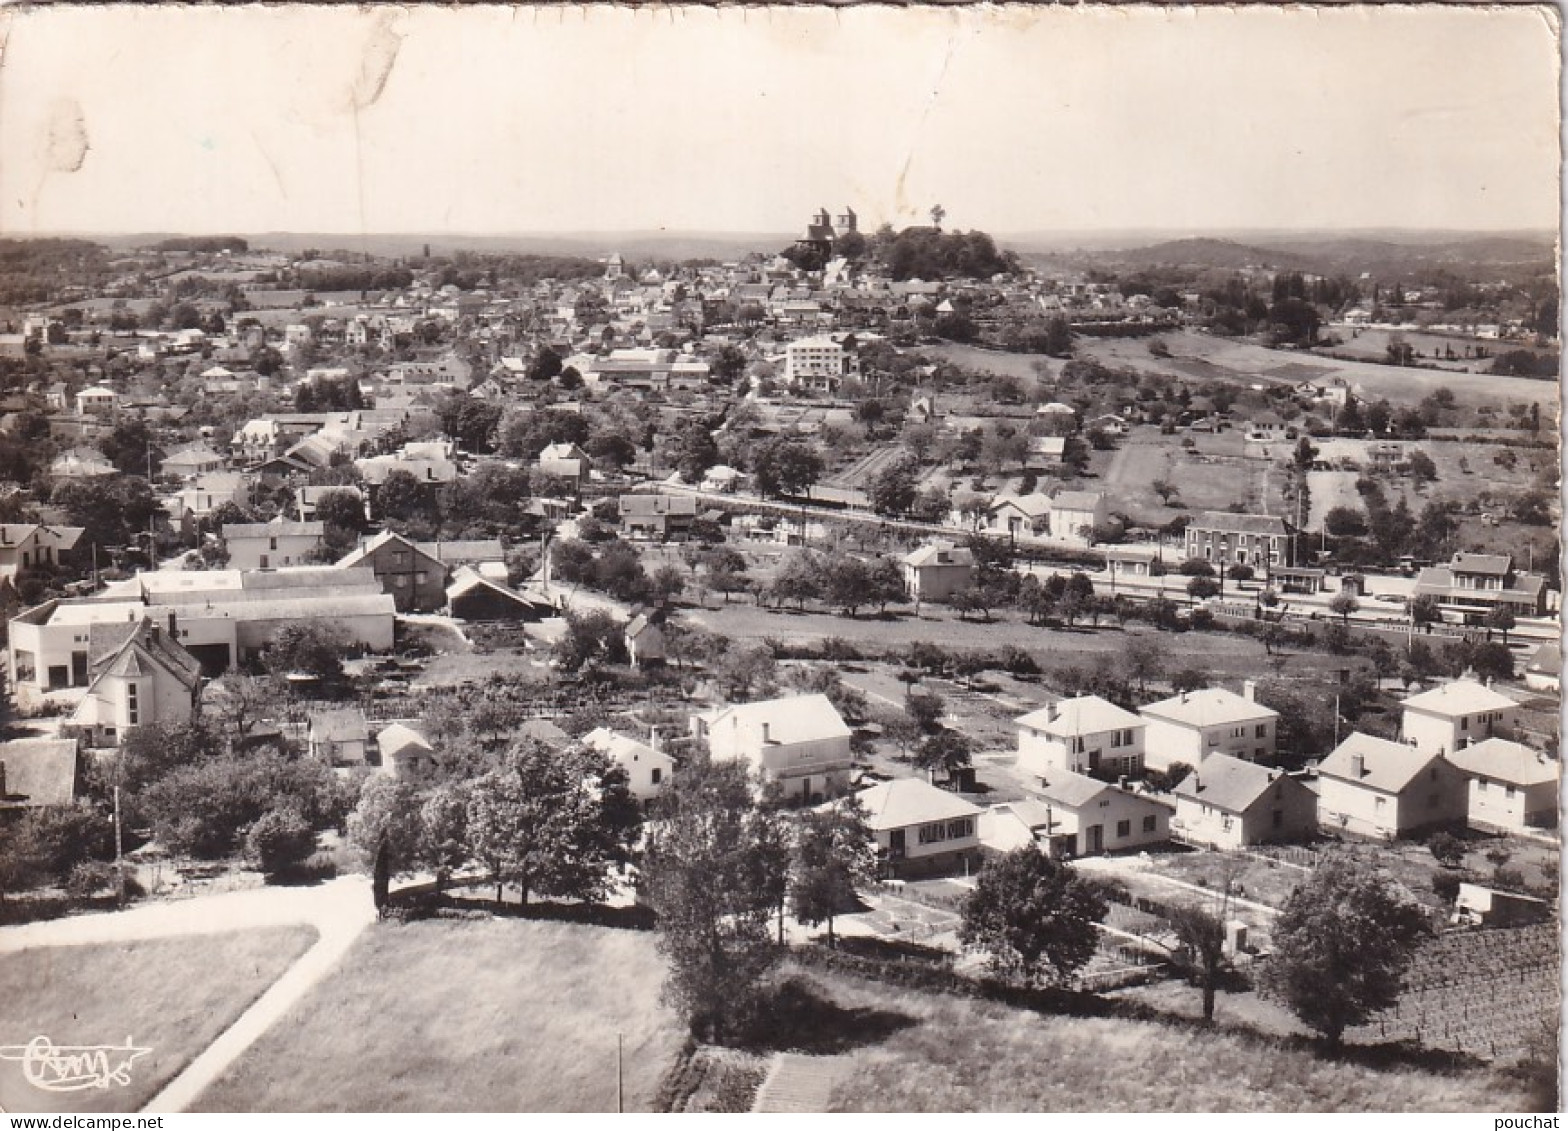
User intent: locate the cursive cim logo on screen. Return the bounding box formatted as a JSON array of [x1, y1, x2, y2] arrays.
[[0, 1036, 152, 1092]]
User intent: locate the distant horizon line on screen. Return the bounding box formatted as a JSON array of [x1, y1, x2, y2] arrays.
[[9, 225, 1556, 242]]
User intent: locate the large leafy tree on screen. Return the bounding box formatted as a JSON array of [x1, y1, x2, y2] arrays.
[[959, 845, 1108, 988], [642, 758, 788, 1043], [463, 739, 640, 908], [1260, 855, 1431, 1052], [788, 799, 877, 946], [867, 455, 920, 517], [751, 438, 823, 499]]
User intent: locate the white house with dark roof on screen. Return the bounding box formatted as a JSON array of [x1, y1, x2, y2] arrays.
[[1445, 737, 1559, 833], [1171, 754, 1318, 849], [694, 692, 853, 804], [984, 493, 1052, 540], [1399, 678, 1520, 757], [161, 443, 226, 480], [1316, 732, 1468, 840], [1016, 696, 1145, 782], [1139, 682, 1279, 771], [856, 776, 981, 878]]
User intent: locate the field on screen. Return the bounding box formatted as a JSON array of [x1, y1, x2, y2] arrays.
[[0, 927, 317, 1114], [1324, 326, 1521, 373], [195, 917, 684, 1113], [805, 965, 1528, 1112], [923, 341, 1066, 384], [1079, 330, 1553, 409], [683, 603, 1276, 673], [1098, 432, 1287, 521]]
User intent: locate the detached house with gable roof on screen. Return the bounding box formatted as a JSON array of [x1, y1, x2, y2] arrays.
[[70, 617, 203, 747], [0, 524, 85, 583], [337, 530, 448, 613], [902, 542, 974, 603], [1316, 732, 1468, 840], [1014, 770, 1172, 857], [857, 777, 982, 878], [1171, 754, 1318, 849], [1015, 696, 1145, 782]]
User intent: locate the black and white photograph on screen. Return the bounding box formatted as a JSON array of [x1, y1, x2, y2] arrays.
[[0, 2, 1560, 1115]]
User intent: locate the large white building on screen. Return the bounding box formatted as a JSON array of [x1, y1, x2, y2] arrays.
[[9, 567, 395, 695], [781, 335, 860, 392]]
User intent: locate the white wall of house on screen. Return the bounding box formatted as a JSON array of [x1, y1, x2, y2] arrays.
[[226, 532, 322, 570], [1018, 725, 1144, 779], [1173, 781, 1318, 850], [1465, 777, 1558, 832], [1060, 791, 1170, 855], [1142, 717, 1276, 771], [1403, 706, 1519, 756]]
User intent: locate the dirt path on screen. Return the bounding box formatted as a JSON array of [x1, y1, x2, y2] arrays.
[[0, 875, 377, 1114]]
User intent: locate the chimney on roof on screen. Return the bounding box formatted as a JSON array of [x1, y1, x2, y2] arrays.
[[1180, 691, 1189, 704], [1351, 754, 1366, 779], [167, 611, 177, 639], [649, 726, 660, 752], [1243, 680, 1256, 702], [1047, 701, 1058, 723], [761, 721, 771, 744], [1193, 774, 1203, 793], [1117, 775, 1128, 791]]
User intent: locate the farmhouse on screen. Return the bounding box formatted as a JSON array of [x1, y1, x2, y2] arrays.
[[0, 524, 85, 582], [222, 521, 326, 570]]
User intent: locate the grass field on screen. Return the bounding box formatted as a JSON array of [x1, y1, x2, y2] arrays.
[[1080, 330, 1553, 410], [0, 927, 317, 1114], [195, 918, 684, 1113], [810, 966, 1531, 1112]]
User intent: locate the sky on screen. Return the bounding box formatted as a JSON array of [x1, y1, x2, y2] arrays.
[[0, 4, 1560, 237]]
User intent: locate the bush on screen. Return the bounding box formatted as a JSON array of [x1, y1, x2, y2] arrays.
[[1430, 870, 1461, 904], [247, 807, 318, 877], [64, 860, 117, 899]]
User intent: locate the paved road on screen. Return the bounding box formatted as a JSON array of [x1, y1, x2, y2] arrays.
[[0, 875, 377, 1114]]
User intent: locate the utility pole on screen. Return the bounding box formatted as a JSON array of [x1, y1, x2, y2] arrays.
[[615, 1031, 624, 1114]]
